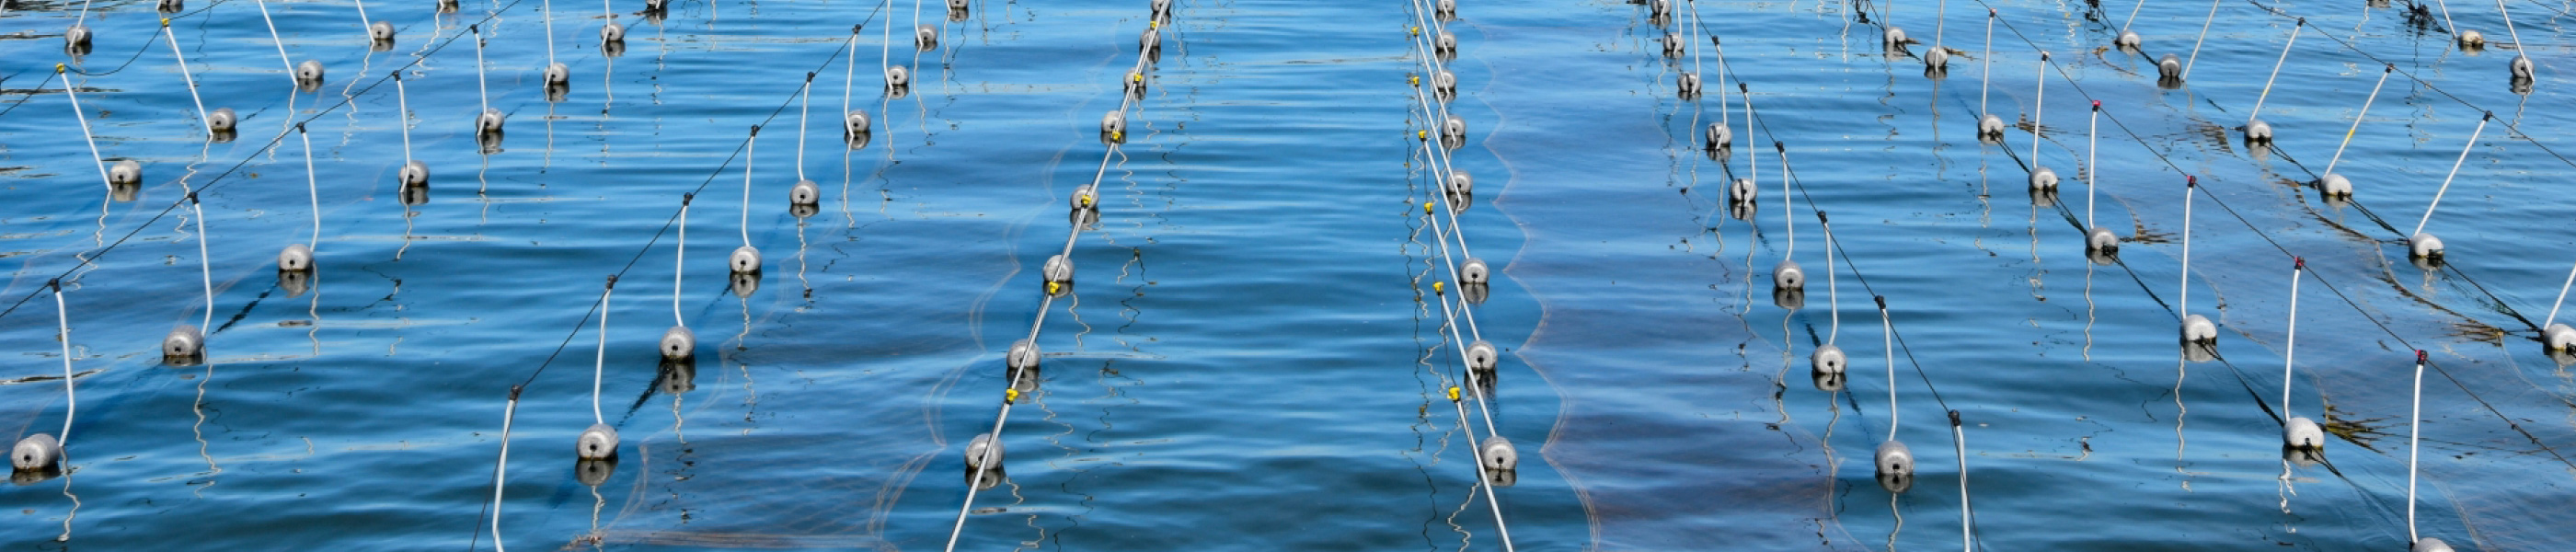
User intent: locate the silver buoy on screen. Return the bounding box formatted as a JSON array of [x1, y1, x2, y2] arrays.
[[1728, 178, 1755, 204], [601, 21, 626, 43], [109, 160, 142, 187], [2413, 538, 2455, 552], [2028, 166, 2058, 190], [1466, 339, 1498, 372], [2511, 55, 2534, 81], [576, 423, 619, 460], [2245, 119, 2273, 144], [660, 326, 696, 361], [2318, 173, 2353, 199], [1875, 440, 1914, 492], [477, 109, 507, 135], [1431, 69, 1457, 98], [163, 325, 205, 362], [296, 60, 327, 88], [1774, 259, 1804, 292], [1811, 343, 1846, 375], [2115, 29, 2141, 51], [1437, 30, 1458, 57], [790, 179, 821, 209], [730, 246, 762, 274], [544, 62, 570, 88], [1649, 0, 1670, 18], [2545, 323, 2576, 351], [370, 21, 396, 43], [1008, 339, 1041, 374], [208, 107, 238, 135], [65, 24, 91, 51], [159, 0, 182, 12], [885, 65, 912, 88], [2087, 226, 2120, 253], [1707, 122, 1731, 151], [1101, 109, 1127, 144], [916, 24, 939, 51], [948, 0, 968, 12], [1977, 114, 2005, 138], [1882, 27, 1909, 52], [2457, 29, 2485, 48], [401, 160, 430, 189], [2156, 53, 2183, 80], [2181, 314, 2217, 344], [1661, 33, 1685, 58], [1434, 0, 1455, 19], [1677, 72, 1701, 98], [1460, 258, 1490, 285], [1478, 435, 1518, 470], [1071, 183, 1098, 212], [2409, 233, 2444, 261], [12, 433, 61, 472], [1441, 113, 1466, 144], [1125, 68, 1147, 98], [2283, 416, 2324, 449], [1445, 170, 1473, 199], [1141, 27, 1161, 55], [1043, 254, 1075, 295], [441, 0, 459, 12], [845, 109, 871, 139], [1925, 47, 1949, 70], [642, 0, 664, 11], [277, 244, 315, 272], [965, 432, 1004, 470]]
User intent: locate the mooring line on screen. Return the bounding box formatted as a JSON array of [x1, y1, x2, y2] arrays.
[[941, 10, 1167, 551]]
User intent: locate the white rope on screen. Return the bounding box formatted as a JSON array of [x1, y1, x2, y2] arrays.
[[163, 24, 212, 138], [63, 75, 110, 192], [476, 26, 490, 116], [675, 196, 689, 327], [1824, 217, 1838, 341], [592, 281, 612, 424], [2497, 0, 2522, 51], [2410, 115, 2488, 238], [488, 393, 519, 552], [2282, 261, 2302, 419], [255, 0, 295, 82], [2321, 67, 2392, 177], [189, 193, 213, 332], [2180, 177, 2194, 316], [397, 75, 414, 162], [52, 282, 75, 444], [2406, 353, 2426, 543], [2246, 22, 2300, 124], [2030, 52, 2045, 167], [1980, 10, 1992, 117], [2545, 262, 2575, 328], [354, 0, 374, 40], [2087, 104, 2098, 229], [544, 0, 558, 66], [2181, 0, 2222, 80], [742, 127, 758, 247], [798, 75, 811, 181], [300, 126, 320, 250], [1882, 302, 1897, 442]]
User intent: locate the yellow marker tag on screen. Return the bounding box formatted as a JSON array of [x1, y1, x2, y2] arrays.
[[1447, 386, 1461, 402], [1151, 20, 1160, 29], [1410, 26, 1420, 36], [1416, 130, 1428, 141], [1409, 75, 1420, 86], [1132, 73, 1144, 82], [161, 17, 171, 27], [1046, 282, 1061, 294], [1434, 282, 1446, 294], [1006, 388, 1020, 404], [55, 63, 66, 74], [1081, 195, 1094, 207], [1423, 201, 1434, 214], [1112, 131, 1124, 141]]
